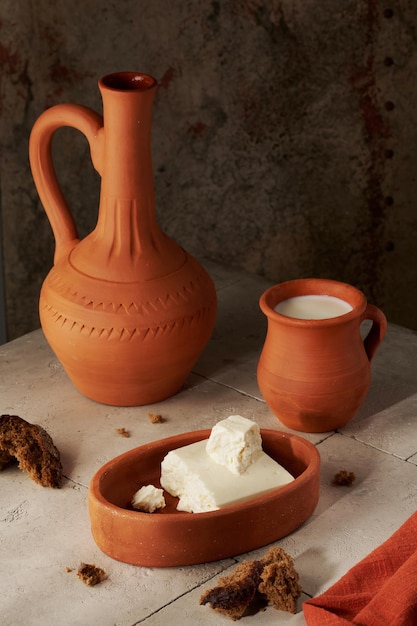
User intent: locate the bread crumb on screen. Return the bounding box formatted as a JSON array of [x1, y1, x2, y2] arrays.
[[116, 427, 130, 438], [65, 566, 73, 573], [77, 562, 107, 586], [333, 470, 355, 486], [148, 412, 164, 424]]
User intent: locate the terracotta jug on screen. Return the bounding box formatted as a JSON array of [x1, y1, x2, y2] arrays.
[[29, 72, 217, 406], [257, 278, 387, 432]]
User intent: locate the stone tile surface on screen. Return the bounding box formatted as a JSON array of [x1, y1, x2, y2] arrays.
[[1, 265, 417, 625]]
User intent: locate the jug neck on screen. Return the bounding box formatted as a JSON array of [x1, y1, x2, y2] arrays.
[[71, 73, 185, 282], [98, 72, 156, 200]]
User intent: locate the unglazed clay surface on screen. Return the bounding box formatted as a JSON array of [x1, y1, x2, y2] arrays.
[[29, 73, 217, 405], [257, 278, 387, 432], [88, 429, 320, 567]]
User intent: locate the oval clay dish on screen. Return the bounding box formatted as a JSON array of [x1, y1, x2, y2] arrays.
[[88, 429, 320, 567]]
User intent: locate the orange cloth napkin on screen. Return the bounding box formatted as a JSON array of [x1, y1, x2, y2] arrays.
[[303, 511, 417, 626]]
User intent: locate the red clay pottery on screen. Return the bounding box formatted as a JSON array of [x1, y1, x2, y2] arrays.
[[88, 429, 320, 567], [29, 72, 217, 406], [257, 278, 387, 433]]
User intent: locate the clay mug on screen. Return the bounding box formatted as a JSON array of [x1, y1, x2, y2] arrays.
[[257, 278, 387, 432]]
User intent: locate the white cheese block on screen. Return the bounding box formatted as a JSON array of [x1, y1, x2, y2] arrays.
[[131, 484, 166, 513], [205, 415, 263, 474], [160, 439, 294, 513]]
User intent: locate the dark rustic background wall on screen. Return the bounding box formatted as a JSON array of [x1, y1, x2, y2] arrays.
[[1, 0, 417, 340]]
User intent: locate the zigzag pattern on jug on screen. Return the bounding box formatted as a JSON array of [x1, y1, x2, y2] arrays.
[[45, 271, 207, 315], [40, 302, 213, 342]]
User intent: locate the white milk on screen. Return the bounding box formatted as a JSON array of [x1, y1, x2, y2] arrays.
[[274, 295, 353, 320]]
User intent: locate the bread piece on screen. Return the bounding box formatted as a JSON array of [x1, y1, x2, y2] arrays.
[[200, 546, 301, 620], [200, 560, 264, 620], [0, 414, 62, 488], [258, 546, 301, 614]]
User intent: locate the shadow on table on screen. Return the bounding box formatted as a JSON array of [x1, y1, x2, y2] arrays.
[[295, 545, 338, 599], [339, 321, 417, 423], [193, 280, 268, 379]]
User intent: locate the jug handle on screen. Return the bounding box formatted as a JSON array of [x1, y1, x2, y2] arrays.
[[361, 303, 387, 361], [29, 103, 104, 264]]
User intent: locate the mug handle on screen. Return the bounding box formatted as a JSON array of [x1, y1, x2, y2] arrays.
[[29, 104, 104, 264], [361, 303, 387, 361]]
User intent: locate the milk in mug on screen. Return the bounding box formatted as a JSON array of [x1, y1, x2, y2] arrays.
[[274, 295, 353, 320]]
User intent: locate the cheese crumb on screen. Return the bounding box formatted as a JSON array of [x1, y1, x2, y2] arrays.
[[131, 484, 166, 513]]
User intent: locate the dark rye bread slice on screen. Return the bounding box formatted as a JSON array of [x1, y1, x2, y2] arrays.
[[0, 414, 62, 487], [200, 560, 264, 620]]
